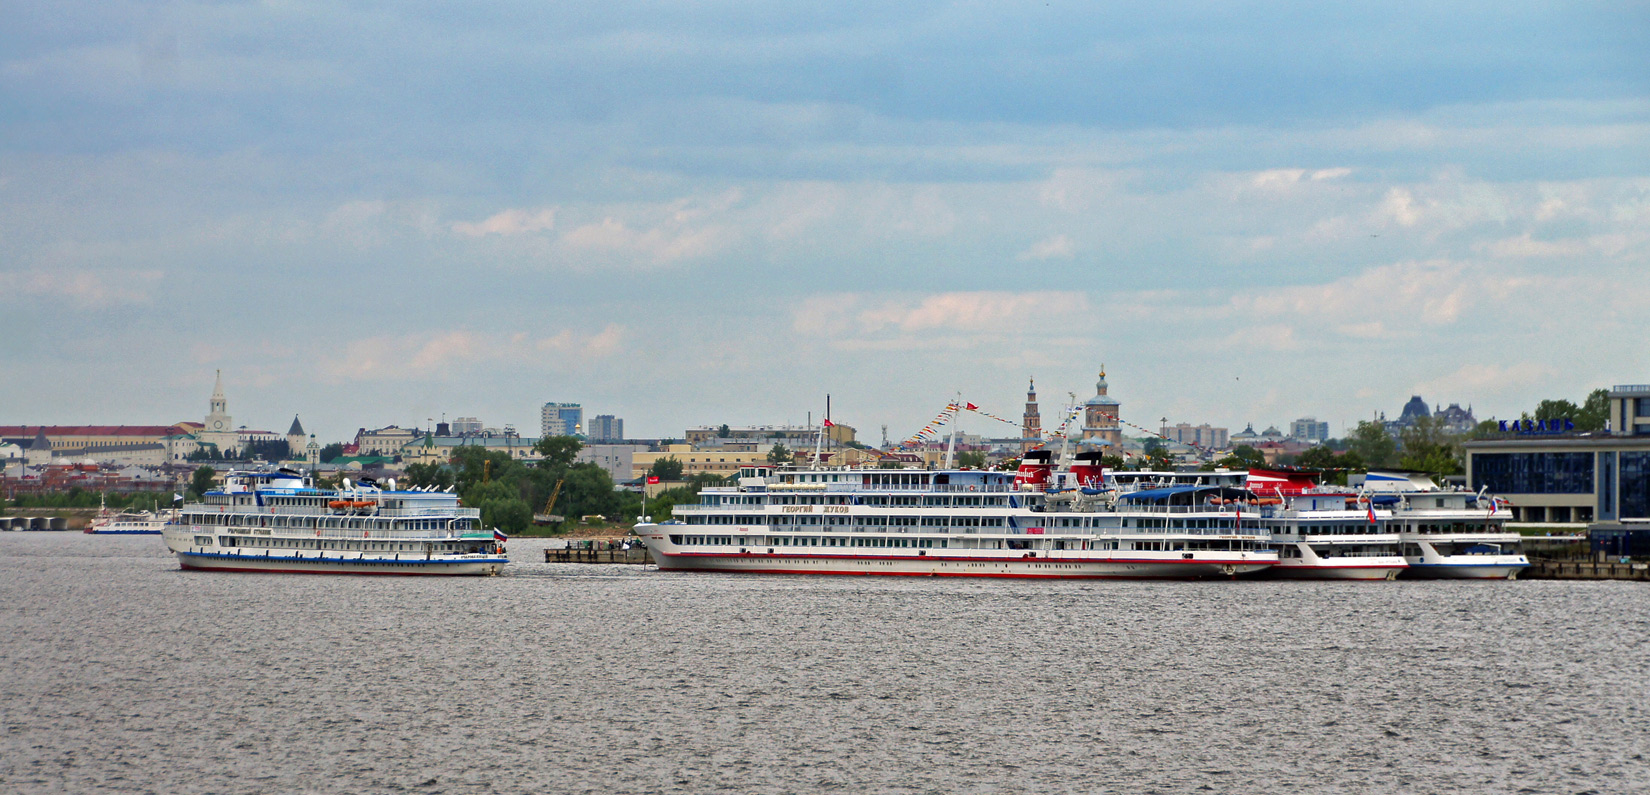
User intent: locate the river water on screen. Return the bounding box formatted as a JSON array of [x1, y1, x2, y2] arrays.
[[2, 533, 1647, 794]]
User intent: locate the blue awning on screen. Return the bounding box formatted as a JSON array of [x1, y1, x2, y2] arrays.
[[1118, 486, 1202, 502]]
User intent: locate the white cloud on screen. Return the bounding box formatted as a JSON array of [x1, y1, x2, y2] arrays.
[[796, 291, 1089, 338], [319, 325, 627, 383], [1412, 362, 1558, 399], [1229, 259, 1479, 329], [0, 269, 164, 307], [1380, 188, 1422, 227], [451, 207, 558, 237], [558, 217, 726, 264], [1016, 234, 1074, 261]]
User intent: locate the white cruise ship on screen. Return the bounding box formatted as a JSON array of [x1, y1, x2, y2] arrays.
[[635, 453, 1276, 579], [162, 470, 508, 576], [1362, 471, 1529, 579], [86, 505, 174, 535], [1243, 470, 1407, 580]]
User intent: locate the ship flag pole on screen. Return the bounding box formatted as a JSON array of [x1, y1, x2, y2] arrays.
[[944, 392, 961, 469]]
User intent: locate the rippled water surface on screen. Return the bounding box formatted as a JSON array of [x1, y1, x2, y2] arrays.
[[3, 533, 1648, 794]]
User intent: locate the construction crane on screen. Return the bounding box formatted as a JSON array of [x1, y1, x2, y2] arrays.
[[533, 478, 565, 525]]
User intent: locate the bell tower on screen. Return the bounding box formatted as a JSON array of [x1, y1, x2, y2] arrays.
[[1021, 377, 1042, 454], [200, 370, 239, 455]]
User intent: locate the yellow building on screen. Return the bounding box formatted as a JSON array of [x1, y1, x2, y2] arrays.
[[633, 445, 772, 479]]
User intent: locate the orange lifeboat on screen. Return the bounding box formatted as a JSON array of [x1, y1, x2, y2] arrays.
[[351, 500, 377, 509], [328, 500, 351, 510]]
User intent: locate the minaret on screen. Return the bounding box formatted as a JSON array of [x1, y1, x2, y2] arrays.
[[1021, 377, 1042, 454]]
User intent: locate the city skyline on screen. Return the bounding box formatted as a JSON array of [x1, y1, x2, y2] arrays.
[[3, 3, 1645, 442]]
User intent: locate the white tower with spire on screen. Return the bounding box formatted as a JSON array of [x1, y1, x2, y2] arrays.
[[199, 370, 241, 456]]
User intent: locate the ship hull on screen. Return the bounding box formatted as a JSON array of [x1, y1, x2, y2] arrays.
[[1266, 559, 1407, 580], [1401, 559, 1528, 580], [646, 549, 1271, 579], [174, 549, 505, 576]]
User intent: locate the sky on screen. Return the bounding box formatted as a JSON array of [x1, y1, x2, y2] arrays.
[[3, 1, 1648, 445]]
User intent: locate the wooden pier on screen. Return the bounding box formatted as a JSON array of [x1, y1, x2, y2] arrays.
[[544, 546, 650, 564], [1523, 558, 1650, 582]]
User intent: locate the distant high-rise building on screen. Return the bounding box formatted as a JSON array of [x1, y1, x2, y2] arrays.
[[452, 417, 483, 436], [541, 402, 583, 438], [588, 414, 624, 442], [1290, 417, 1330, 444], [1160, 422, 1229, 450]]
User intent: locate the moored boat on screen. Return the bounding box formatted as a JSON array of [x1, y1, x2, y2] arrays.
[[635, 462, 1276, 579], [1245, 470, 1407, 580], [161, 469, 507, 576], [1363, 470, 1529, 579]]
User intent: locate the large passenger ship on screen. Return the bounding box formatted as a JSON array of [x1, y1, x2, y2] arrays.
[[1363, 471, 1529, 579], [161, 469, 508, 576], [635, 452, 1277, 579], [1243, 469, 1407, 580]]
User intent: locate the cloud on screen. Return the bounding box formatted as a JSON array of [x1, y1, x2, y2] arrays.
[[1016, 234, 1075, 261], [452, 208, 558, 237], [1229, 259, 1479, 329], [0, 269, 164, 307], [319, 325, 626, 383], [558, 217, 725, 264], [796, 291, 1089, 338], [1379, 188, 1422, 227], [1412, 362, 1558, 400]]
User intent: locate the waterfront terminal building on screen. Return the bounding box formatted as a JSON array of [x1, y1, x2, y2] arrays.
[[1464, 385, 1650, 526]]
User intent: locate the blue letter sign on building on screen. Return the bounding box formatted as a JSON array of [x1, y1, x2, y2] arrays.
[[1500, 418, 1576, 434]]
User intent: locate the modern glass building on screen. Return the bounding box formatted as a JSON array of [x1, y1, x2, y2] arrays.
[[1464, 385, 1650, 524], [540, 402, 582, 438]]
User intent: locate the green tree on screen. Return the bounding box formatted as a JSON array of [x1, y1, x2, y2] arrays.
[[1528, 399, 1579, 423], [1215, 444, 1266, 469], [188, 466, 217, 499], [649, 456, 684, 481], [243, 439, 291, 461], [554, 463, 623, 518], [956, 450, 987, 468], [766, 444, 793, 465], [717, 424, 731, 438], [1347, 421, 1397, 468], [1577, 388, 1609, 431], [647, 485, 702, 521], [1294, 445, 1339, 470], [1469, 419, 1502, 439], [403, 462, 454, 490], [1398, 416, 1463, 478], [318, 443, 345, 463], [464, 479, 532, 535], [534, 435, 583, 471]]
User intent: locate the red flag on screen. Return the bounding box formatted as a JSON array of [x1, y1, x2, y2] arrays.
[[822, 419, 834, 427], [646, 476, 660, 484], [965, 403, 979, 411]]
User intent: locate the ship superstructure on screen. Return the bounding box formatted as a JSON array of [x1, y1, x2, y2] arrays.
[[161, 470, 507, 576]]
